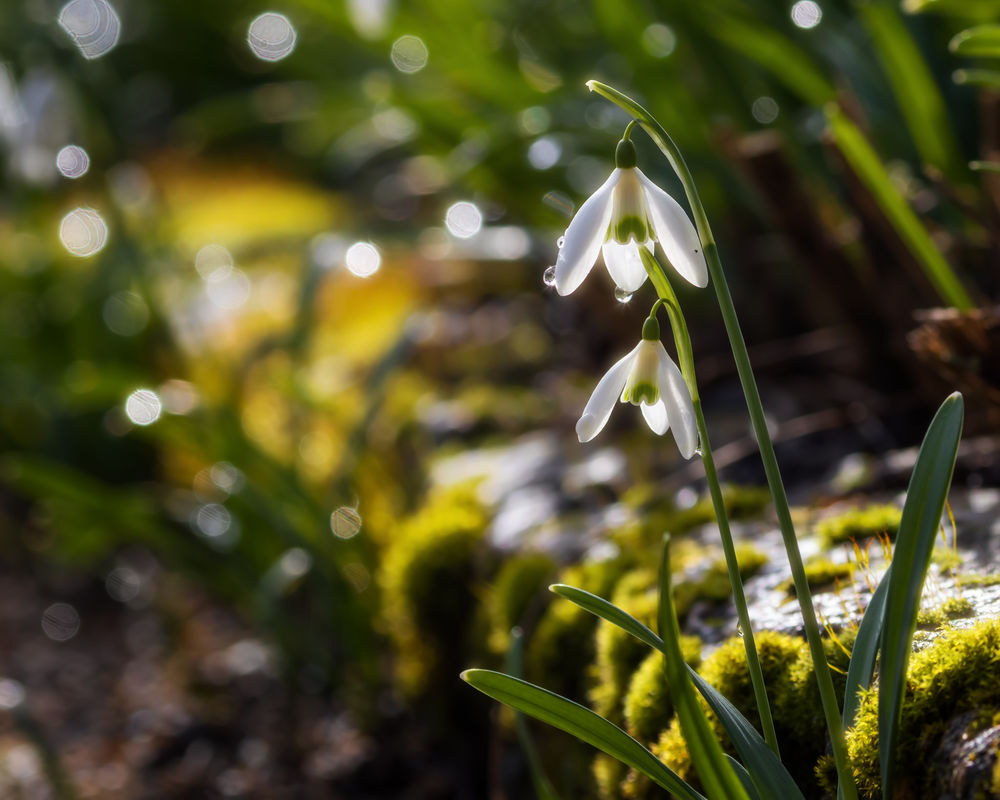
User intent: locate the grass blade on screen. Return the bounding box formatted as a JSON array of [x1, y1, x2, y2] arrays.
[[826, 108, 974, 310], [657, 537, 750, 800], [506, 627, 561, 800], [550, 584, 661, 650], [860, 3, 963, 179], [551, 583, 805, 799], [950, 24, 1000, 57], [879, 393, 964, 798], [461, 669, 705, 800], [954, 69, 1000, 88], [727, 755, 761, 800], [842, 565, 892, 733]]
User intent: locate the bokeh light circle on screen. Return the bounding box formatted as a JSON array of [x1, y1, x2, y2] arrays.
[[59, 208, 108, 257], [41, 603, 80, 642], [391, 35, 428, 73], [58, 0, 121, 59], [248, 12, 297, 61], [125, 389, 162, 426], [56, 145, 90, 178], [444, 201, 483, 239], [791, 0, 822, 29], [345, 242, 381, 277]]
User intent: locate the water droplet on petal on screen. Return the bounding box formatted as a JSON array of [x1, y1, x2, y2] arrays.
[[542, 266, 556, 286], [556, 235, 566, 248], [614, 288, 633, 303], [693, 446, 704, 457]]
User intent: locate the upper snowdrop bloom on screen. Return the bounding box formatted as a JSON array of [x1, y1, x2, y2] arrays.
[[576, 315, 698, 457], [554, 133, 708, 296]]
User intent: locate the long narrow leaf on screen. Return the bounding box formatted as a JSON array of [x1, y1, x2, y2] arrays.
[[950, 24, 1000, 57], [860, 3, 963, 178], [879, 393, 964, 798], [686, 670, 806, 800], [826, 108, 973, 310], [461, 669, 705, 800], [727, 756, 761, 800], [657, 537, 750, 800], [551, 583, 805, 800], [506, 628, 561, 800], [550, 584, 662, 650], [842, 565, 892, 733]]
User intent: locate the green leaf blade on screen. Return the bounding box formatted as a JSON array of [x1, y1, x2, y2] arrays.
[[950, 24, 1000, 57], [842, 565, 892, 733], [879, 393, 964, 798], [551, 582, 804, 799], [461, 669, 705, 800]]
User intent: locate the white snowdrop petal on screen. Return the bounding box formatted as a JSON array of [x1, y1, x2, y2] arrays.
[[576, 344, 640, 442], [601, 239, 649, 293], [640, 398, 670, 435], [554, 170, 620, 296], [654, 342, 697, 458], [636, 168, 708, 288]]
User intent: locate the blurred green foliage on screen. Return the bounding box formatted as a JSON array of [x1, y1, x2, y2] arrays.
[[1, 1, 999, 794]]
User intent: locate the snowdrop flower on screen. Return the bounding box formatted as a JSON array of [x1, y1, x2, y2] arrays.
[[576, 314, 698, 457], [554, 128, 707, 296]]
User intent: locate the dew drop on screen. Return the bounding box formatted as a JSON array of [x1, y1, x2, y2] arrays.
[[556, 235, 566, 248], [542, 266, 556, 286], [614, 288, 633, 303], [693, 446, 704, 457]]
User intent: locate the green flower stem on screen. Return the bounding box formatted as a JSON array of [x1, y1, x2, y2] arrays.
[[640, 247, 779, 758], [590, 79, 859, 800]]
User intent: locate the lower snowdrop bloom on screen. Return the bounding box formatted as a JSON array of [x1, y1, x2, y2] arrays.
[[576, 317, 698, 457], [554, 134, 708, 296]]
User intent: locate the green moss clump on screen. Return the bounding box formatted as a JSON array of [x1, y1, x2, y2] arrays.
[[773, 630, 854, 788], [815, 504, 901, 549], [623, 641, 702, 745], [643, 629, 854, 796], [648, 631, 805, 792], [780, 558, 853, 597], [379, 483, 488, 695], [526, 556, 627, 700], [959, 572, 1000, 588], [930, 545, 963, 572], [486, 552, 555, 653], [589, 570, 658, 722], [844, 619, 1000, 799], [916, 596, 975, 628], [625, 485, 771, 550]]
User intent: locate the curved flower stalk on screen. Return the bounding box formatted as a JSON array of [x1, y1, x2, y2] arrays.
[[587, 79, 859, 800], [576, 313, 698, 458], [554, 125, 708, 296]]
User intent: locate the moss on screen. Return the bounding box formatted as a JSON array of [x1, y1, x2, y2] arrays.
[[486, 552, 555, 653], [625, 485, 771, 550], [815, 504, 901, 549], [646, 631, 805, 794], [773, 630, 854, 789], [917, 596, 975, 629], [931, 545, 963, 572], [525, 556, 627, 700], [593, 753, 627, 800], [779, 558, 853, 597], [959, 573, 1000, 588], [379, 482, 489, 695], [644, 630, 853, 796], [589, 570, 658, 722], [623, 640, 702, 745], [671, 542, 771, 618], [845, 619, 1000, 799]]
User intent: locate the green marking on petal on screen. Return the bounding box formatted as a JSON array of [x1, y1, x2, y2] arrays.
[[613, 215, 648, 244], [622, 380, 659, 406]]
